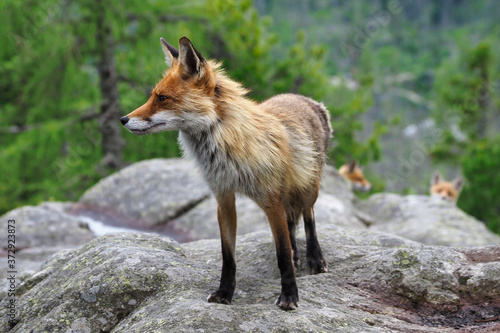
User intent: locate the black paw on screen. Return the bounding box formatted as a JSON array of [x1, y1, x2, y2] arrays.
[[308, 257, 328, 274], [276, 292, 299, 310], [207, 290, 232, 305]]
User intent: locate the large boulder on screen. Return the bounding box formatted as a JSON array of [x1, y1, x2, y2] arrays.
[[357, 194, 500, 247], [79, 158, 212, 228], [78, 159, 366, 241], [2, 230, 499, 332], [0, 202, 95, 280]]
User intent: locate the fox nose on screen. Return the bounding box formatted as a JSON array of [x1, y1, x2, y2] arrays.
[[120, 116, 129, 125]]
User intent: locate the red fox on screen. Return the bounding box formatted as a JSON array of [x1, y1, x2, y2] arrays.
[[121, 37, 332, 310], [339, 161, 371, 192], [430, 171, 463, 203]]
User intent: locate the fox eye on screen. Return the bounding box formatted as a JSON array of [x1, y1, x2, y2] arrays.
[[158, 95, 169, 102]]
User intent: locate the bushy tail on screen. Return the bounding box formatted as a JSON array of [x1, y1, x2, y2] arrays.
[[315, 102, 333, 154]]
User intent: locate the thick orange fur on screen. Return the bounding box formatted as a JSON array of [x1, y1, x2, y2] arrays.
[[122, 37, 332, 311]]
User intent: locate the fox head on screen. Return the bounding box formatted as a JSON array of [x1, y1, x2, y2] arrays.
[[121, 37, 220, 135], [339, 161, 371, 192], [430, 171, 463, 203]]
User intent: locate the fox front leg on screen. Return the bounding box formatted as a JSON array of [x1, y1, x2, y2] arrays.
[[208, 193, 237, 304]]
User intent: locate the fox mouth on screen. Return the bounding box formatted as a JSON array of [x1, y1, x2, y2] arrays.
[[127, 122, 167, 135]]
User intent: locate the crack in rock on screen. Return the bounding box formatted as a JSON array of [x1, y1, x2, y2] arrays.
[[155, 194, 211, 226]]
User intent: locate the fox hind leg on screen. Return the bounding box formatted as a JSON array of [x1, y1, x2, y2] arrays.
[[303, 207, 327, 274], [303, 182, 327, 274]]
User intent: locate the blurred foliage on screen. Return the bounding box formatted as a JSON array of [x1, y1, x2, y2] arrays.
[[459, 137, 500, 234], [0, 0, 382, 214], [432, 40, 496, 161]]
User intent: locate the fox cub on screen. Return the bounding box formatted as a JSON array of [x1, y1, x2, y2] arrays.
[[430, 171, 463, 203], [121, 37, 332, 310], [339, 161, 371, 192]]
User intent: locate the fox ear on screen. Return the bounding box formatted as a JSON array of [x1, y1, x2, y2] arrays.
[[348, 161, 358, 173], [432, 171, 443, 186], [452, 177, 464, 192], [178, 36, 206, 77], [160, 38, 179, 68]]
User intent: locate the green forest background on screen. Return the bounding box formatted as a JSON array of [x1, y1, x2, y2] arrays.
[[1, 0, 499, 234]]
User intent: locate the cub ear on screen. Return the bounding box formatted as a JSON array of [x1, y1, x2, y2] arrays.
[[178, 36, 206, 77], [452, 177, 464, 192], [431, 171, 443, 186], [348, 161, 358, 173], [160, 37, 179, 68]]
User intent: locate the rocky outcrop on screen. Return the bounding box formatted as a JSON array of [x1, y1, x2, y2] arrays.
[[2, 230, 499, 332], [79, 159, 212, 228], [1, 159, 364, 285], [357, 193, 500, 247], [2, 158, 500, 332], [0, 202, 94, 280]]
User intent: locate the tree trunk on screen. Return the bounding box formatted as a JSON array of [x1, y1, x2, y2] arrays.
[[95, 0, 125, 170]]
